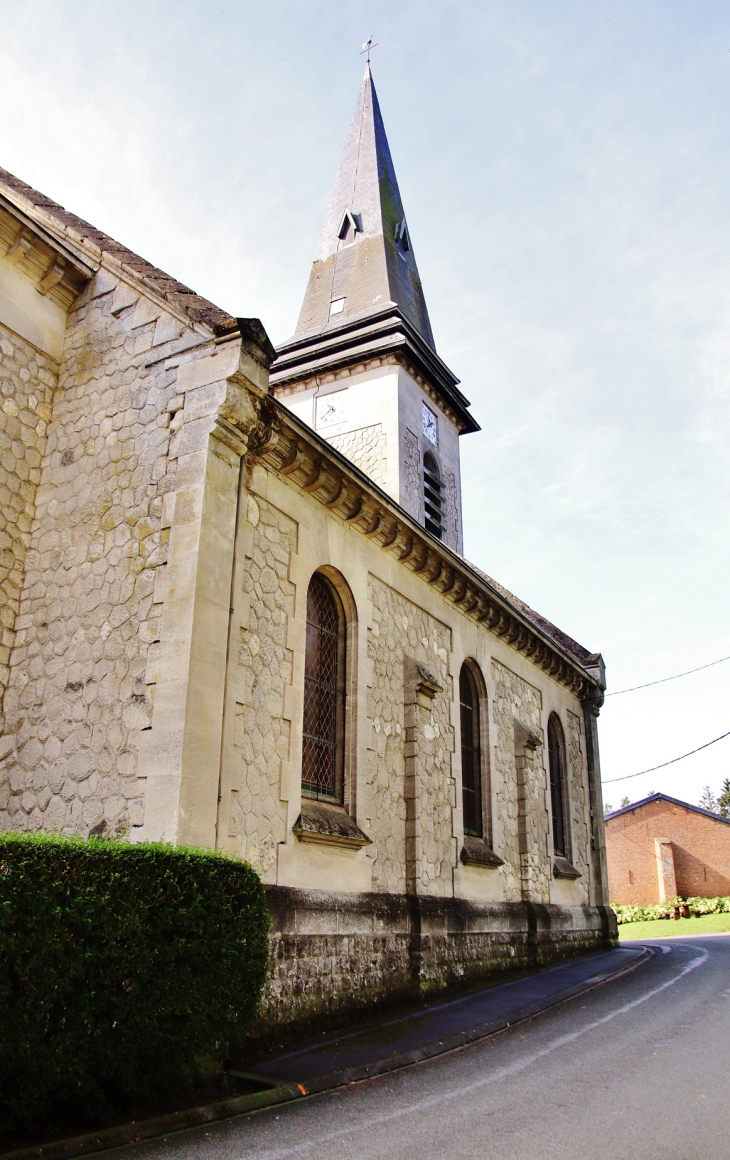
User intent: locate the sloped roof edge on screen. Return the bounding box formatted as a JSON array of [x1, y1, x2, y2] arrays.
[[605, 792, 730, 826], [0, 166, 236, 336]]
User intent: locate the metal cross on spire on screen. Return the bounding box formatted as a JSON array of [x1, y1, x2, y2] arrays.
[[360, 35, 378, 64]]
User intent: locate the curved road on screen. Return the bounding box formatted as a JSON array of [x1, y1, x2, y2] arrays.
[[128, 935, 730, 1160]]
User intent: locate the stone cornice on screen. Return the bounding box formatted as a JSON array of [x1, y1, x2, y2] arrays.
[[270, 306, 480, 435], [0, 195, 95, 313], [250, 398, 602, 701]]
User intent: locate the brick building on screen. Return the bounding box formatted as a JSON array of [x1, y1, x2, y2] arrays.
[[605, 793, 730, 904], [0, 64, 615, 1033]]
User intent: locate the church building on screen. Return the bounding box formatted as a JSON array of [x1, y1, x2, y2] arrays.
[[0, 66, 614, 1032]]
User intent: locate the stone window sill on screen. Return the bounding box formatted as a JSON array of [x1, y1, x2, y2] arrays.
[[460, 835, 504, 869], [553, 855, 582, 880], [293, 801, 372, 850]]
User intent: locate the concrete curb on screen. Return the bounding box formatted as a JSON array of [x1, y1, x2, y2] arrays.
[[284, 945, 653, 1095], [1, 947, 650, 1160]]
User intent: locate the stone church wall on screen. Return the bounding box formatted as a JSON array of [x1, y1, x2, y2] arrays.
[[566, 709, 590, 885], [0, 267, 213, 836], [0, 321, 56, 729], [0, 171, 613, 1045], [491, 659, 550, 902], [366, 575, 454, 895], [218, 491, 294, 875]]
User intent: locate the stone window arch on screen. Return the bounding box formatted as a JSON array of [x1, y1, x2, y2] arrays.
[[459, 660, 492, 843], [547, 713, 571, 859], [302, 570, 356, 805]]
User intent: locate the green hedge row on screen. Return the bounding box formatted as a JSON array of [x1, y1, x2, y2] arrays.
[[612, 895, 730, 924], [0, 833, 270, 1134]]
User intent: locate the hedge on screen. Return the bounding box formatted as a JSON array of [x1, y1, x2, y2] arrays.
[[612, 895, 730, 924], [0, 832, 270, 1134]]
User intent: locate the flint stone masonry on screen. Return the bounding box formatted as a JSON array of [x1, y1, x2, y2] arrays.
[[0, 259, 247, 837], [401, 427, 420, 521], [217, 490, 293, 877], [366, 576, 454, 895], [0, 322, 56, 720], [566, 709, 590, 887], [327, 423, 387, 486], [491, 659, 550, 903]]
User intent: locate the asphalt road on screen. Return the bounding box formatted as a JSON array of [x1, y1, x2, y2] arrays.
[[122, 935, 730, 1160]]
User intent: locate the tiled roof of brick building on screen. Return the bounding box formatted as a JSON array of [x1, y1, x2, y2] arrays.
[[606, 792, 730, 824]]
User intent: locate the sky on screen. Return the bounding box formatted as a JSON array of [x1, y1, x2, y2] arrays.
[[1, 0, 729, 808]]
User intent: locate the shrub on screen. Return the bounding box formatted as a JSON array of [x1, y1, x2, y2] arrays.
[[0, 832, 270, 1134], [611, 895, 730, 923]]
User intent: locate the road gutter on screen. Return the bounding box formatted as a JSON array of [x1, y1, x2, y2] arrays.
[[1, 947, 651, 1160]]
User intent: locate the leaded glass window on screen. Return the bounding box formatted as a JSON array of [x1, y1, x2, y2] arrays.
[[302, 573, 344, 800], [548, 715, 568, 857], [460, 664, 482, 837]]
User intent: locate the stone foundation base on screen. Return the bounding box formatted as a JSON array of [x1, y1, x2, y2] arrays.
[[256, 886, 617, 1040]]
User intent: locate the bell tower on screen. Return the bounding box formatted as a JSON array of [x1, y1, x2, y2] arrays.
[[269, 64, 479, 552]]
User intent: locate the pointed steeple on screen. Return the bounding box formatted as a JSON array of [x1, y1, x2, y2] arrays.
[[295, 65, 434, 347], [271, 68, 479, 438]]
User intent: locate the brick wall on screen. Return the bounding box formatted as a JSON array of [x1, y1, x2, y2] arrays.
[[606, 798, 730, 903]]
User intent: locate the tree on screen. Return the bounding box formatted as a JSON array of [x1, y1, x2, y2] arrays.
[[699, 785, 718, 814], [620, 796, 631, 808], [603, 802, 613, 816], [718, 778, 730, 820]]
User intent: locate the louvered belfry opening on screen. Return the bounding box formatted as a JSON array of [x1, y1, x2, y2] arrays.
[[302, 573, 345, 800], [423, 453, 444, 540], [460, 664, 482, 837], [548, 715, 567, 857]]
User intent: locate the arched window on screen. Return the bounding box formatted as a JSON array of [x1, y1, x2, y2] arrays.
[[548, 715, 569, 858], [423, 452, 443, 540], [302, 573, 346, 801], [460, 663, 483, 837]]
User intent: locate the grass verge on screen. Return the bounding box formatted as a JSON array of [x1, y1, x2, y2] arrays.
[[618, 912, 730, 940]]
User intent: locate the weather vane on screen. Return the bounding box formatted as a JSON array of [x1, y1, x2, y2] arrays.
[[360, 35, 378, 64]]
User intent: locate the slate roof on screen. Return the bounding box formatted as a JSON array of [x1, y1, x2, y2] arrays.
[[271, 66, 480, 435], [466, 561, 603, 674], [0, 166, 237, 336], [605, 793, 730, 825], [294, 64, 434, 346]]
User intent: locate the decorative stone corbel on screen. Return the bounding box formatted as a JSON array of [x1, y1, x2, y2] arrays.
[[405, 655, 442, 708], [37, 257, 66, 296], [6, 227, 33, 266], [513, 719, 542, 755]]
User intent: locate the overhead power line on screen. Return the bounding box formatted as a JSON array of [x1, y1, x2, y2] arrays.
[[605, 654, 730, 697], [602, 729, 730, 784]]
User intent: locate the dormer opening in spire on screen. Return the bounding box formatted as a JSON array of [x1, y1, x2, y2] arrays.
[[337, 209, 360, 247], [270, 64, 480, 555]]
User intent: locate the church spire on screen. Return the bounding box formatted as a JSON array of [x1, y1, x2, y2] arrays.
[[295, 65, 435, 348], [271, 67, 479, 440]]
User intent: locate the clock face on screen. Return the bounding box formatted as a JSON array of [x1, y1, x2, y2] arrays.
[[422, 403, 438, 445], [316, 394, 346, 429]]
